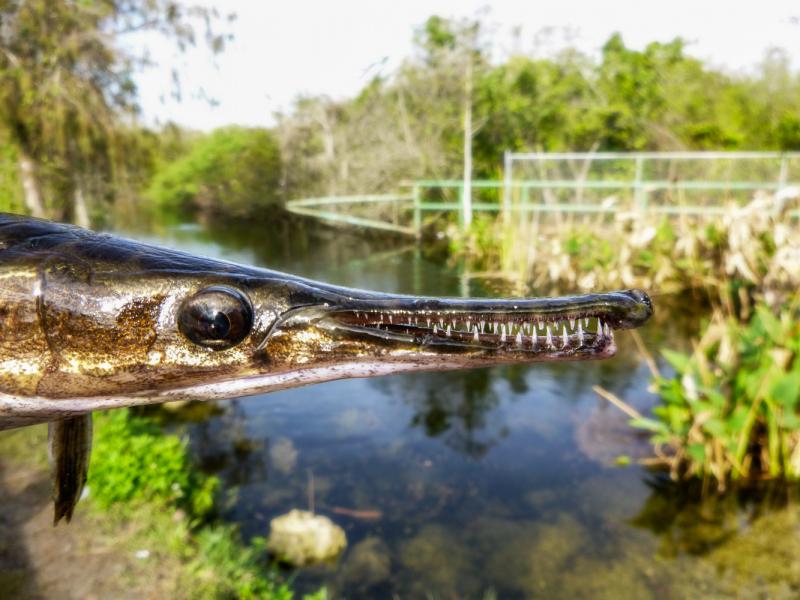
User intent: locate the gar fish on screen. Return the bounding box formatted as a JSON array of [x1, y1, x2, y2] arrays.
[[0, 213, 653, 522]]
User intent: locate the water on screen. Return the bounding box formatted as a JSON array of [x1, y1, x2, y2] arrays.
[[107, 219, 800, 597]]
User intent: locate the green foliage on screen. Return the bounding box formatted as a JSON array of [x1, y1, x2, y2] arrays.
[[638, 304, 800, 487], [88, 409, 323, 599], [89, 409, 218, 519], [148, 127, 283, 218], [182, 526, 293, 600], [0, 136, 23, 213], [0, 0, 230, 220]]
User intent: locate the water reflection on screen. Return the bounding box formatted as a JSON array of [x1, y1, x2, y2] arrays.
[[371, 368, 506, 458]]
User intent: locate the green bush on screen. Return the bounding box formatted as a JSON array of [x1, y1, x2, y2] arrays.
[[184, 526, 294, 600], [88, 409, 320, 599], [0, 139, 24, 213], [148, 126, 282, 218], [89, 409, 218, 519], [634, 304, 800, 488]]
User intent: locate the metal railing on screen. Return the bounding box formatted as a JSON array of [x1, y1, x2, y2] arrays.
[[286, 152, 800, 236], [286, 194, 416, 236]]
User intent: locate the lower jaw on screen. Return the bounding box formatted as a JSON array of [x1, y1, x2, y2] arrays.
[[0, 339, 617, 429]]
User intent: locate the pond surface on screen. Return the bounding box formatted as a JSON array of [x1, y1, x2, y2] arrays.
[[23, 217, 800, 598]]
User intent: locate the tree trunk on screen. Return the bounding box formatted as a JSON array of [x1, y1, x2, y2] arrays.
[[73, 182, 90, 228], [18, 152, 46, 217]]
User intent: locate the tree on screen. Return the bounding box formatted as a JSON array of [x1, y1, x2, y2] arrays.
[[0, 0, 230, 223], [147, 126, 282, 217]]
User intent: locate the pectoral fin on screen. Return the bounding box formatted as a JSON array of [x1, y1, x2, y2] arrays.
[[48, 414, 93, 525]]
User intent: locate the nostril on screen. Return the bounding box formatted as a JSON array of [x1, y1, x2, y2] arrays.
[[627, 289, 653, 311]]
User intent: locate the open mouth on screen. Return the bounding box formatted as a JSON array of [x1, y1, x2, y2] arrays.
[[297, 289, 654, 361], [331, 309, 615, 354]]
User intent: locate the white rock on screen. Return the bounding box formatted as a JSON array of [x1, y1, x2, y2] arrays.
[[267, 509, 347, 566]]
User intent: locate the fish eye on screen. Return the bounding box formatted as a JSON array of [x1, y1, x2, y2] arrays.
[[178, 286, 254, 350]]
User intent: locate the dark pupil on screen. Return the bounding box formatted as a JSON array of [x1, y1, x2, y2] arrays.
[[178, 286, 254, 350], [203, 309, 231, 339]]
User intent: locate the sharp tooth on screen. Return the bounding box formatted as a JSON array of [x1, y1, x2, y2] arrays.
[[577, 320, 584, 343], [515, 330, 523, 346], [603, 323, 610, 337], [533, 329, 538, 345], [439, 319, 444, 328], [494, 322, 499, 334], [584, 317, 589, 327], [500, 326, 507, 343], [433, 324, 438, 334], [597, 320, 603, 336], [524, 322, 531, 335], [546, 325, 553, 347], [562, 324, 568, 347], [446, 324, 452, 337], [480, 320, 485, 333], [569, 318, 575, 330], [427, 318, 431, 327], [473, 326, 480, 342], [408, 317, 413, 325], [466, 320, 471, 331], [451, 319, 457, 331], [537, 321, 544, 331], [389, 314, 393, 324]]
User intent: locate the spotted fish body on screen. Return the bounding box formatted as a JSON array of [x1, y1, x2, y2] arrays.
[[0, 213, 654, 521]]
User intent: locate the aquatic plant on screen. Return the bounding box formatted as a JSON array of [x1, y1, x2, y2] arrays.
[[629, 303, 800, 489]]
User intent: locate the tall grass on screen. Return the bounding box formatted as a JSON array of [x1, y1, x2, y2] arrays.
[[459, 192, 800, 300]]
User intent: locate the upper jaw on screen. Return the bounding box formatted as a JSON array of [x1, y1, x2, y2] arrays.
[[269, 288, 653, 361]]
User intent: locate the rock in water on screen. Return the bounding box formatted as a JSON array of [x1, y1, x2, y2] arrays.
[[267, 509, 347, 566]]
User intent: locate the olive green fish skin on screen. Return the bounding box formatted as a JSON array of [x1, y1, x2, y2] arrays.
[[0, 213, 653, 429]]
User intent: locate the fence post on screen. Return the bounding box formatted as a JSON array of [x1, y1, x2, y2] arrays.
[[778, 157, 789, 188], [775, 156, 790, 217], [462, 180, 473, 229], [634, 155, 647, 211], [412, 183, 422, 237], [503, 151, 512, 222], [458, 183, 465, 229]]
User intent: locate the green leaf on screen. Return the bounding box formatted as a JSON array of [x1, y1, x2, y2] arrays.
[[630, 417, 669, 434], [756, 306, 784, 344], [769, 372, 800, 409], [687, 443, 706, 465], [662, 349, 691, 374], [703, 417, 728, 440]]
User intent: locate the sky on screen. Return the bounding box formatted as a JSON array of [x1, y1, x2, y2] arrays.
[[132, 0, 800, 131]]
